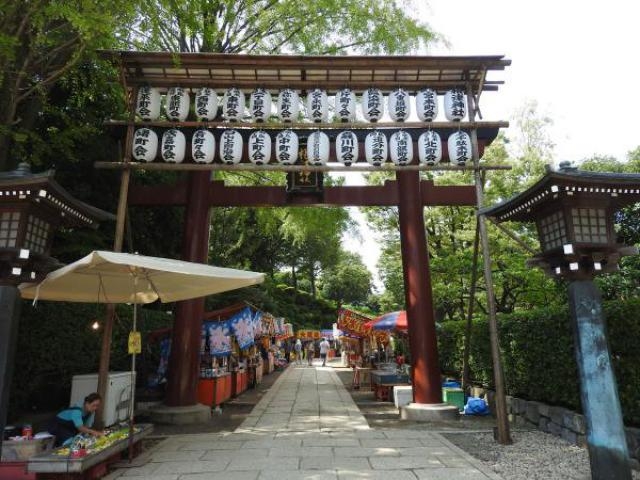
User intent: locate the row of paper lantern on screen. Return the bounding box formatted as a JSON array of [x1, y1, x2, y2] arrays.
[[136, 86, 467, 123], [132, 128, 472, 166]]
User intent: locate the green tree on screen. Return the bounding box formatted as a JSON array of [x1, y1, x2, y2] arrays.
[[320, 251, 372, 305], [0, 0, 134, 171], [130, 0, 437, 54]]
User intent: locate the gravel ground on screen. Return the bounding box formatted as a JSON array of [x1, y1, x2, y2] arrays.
[[444, 430, 640, 480], [333, 367, 640, 480]]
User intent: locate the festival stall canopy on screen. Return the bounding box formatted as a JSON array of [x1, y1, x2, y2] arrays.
[[365, 310, 408, 331]]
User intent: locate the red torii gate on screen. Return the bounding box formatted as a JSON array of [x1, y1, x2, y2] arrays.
[[99, 51, 510, 422]]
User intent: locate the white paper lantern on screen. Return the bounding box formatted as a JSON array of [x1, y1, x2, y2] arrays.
[[362, 88, 384, 122], [276, 130, 299, 165], [306, 88, 328, 123], [364, 130, 388, 166], [277, 89, 300, 122], [135, 86, 161, 120], [444, 89, 466, 121], [447, 130, 471, 166], [336, 130, 359, 166], [390, 130, 413, 166], [248, 130, 272, 165], [388, 88, 411, 122], [219, 129, 243, 164], [418, 131, 442, 165], [307, 131, 330, 166], [335, 88, 356, 122], [416, 88, 438, 122], [132, 128, 158, 162], [191, 129, 215, 164], [250, 88, 272, 122], [161, 129, 186, 163], [194, 88, 218, 121], [222, 87, 245, 121], [165, 87, 190, 121]]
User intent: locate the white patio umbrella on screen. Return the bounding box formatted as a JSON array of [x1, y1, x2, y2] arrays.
[[18, 250, 265, 458], [19, 250, 265, 304]]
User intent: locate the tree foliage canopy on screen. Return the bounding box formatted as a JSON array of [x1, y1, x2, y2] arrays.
[[129, 0, 437, 54]]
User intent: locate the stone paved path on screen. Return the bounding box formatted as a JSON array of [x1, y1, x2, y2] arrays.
[[108, 362, 502, 479]]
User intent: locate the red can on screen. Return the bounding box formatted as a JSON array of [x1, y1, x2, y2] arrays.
[[22, 424, 32, 439]]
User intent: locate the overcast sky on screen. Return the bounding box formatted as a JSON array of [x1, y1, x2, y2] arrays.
[[342, 0, 640, 291]]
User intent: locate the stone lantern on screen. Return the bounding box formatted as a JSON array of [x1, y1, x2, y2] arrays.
[[0, 163, 113, 456], [482, 162, 640, 480]]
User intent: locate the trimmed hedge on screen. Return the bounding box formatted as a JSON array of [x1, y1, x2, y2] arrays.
[[438, 298, 640, 426]]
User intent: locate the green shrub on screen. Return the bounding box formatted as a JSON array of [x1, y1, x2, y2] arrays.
[[438, 298, 640, 426]]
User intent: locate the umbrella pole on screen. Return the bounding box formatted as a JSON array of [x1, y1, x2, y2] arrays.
[[128, 290, 138, 462]]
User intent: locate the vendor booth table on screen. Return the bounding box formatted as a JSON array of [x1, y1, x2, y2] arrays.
[[24, 424, 153, 480], [370, 370, 410, 402], [197, 374, 232, 407]]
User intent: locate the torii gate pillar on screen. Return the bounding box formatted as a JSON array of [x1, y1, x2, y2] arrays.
[[166, 172, 211, 407], [397, 170, 459, 420]]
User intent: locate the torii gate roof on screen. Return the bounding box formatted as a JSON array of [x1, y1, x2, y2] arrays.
[[99, 51, 510, 95]]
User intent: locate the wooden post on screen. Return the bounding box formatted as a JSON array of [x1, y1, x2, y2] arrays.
[[461, 221, 480, 394], [166, 171, 212, 406], [96, 82, 137, 427], [396, 170, 442, 404], [466, 83, 512, 444]]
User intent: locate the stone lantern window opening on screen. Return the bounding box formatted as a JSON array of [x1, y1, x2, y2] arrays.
[[24, 214, 50, 255], [0, 211, 20, 248]]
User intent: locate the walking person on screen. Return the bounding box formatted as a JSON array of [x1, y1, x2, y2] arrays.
[[294, 338, 303, 365], [307, 341, 316, 366], [319, 337, 331, 367]]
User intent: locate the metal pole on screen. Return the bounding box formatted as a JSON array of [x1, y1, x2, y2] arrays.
[[568, 280, 631, 480], [466, 83, 512, 444]]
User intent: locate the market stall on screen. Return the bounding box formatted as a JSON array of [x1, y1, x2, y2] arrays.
[[26, 424, 153, 479]]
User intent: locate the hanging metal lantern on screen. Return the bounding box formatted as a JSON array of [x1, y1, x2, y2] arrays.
[[390, 130, 413, 166], [135, 86, 161, 121], [416, 88, 438, 122], [447, 130, 471, 166], [388, 88, 411, 122], [362, 88, 384, 122], [194, 87, 218, 121], [248, 130, 272, 165], [165, 87, 190, 121], [418, 130, 442, 166], [191, 129, 215, 164], [132, 128, 158, 162], [444, 89, 466, 121], [222, 87, 245, 121], [277, 89, 300, 122], [307, 131, 330, 166], [365, 130, 388, 166], [336, 130, 358, 166], [306, 88, 328, 123], [335, 88, 356, 122], [161, 129, 186, 163], [219, 129, 243, 164], [250, 88, 272, 122], [276, 130, 299, 165]]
